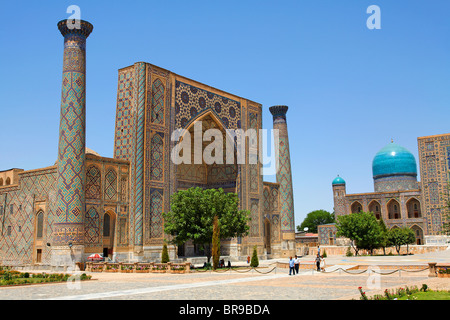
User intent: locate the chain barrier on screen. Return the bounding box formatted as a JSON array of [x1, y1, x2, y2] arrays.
[[232, 267, 253, 273], [253, 267, 277, 274], [322, 266, 429, 275], [192, 268, 210, 273], [192, 266, 276, 274], [191, 264, 430, 275], [322, 268, 368, 274]]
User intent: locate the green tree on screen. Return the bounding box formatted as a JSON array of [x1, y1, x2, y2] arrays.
[[378, 218, 391, 255], [161, 243, 170, 263], [405, 228, 416, 254], [388, 227, 416, 255], [250, 246, 259, 267], [297, 210, 334, 233], [336, 211, 383, 256], [163, 187, 250, 262], [212, 215, 220, 270]]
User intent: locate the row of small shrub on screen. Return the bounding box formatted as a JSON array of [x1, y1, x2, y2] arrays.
[[358, 284, 428, 300], [0, 271, 91, 286]]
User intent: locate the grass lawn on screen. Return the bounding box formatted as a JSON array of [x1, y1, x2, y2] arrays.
[[397, 291, 450, 300]]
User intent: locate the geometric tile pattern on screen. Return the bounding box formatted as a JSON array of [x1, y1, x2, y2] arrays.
[[84, 206, 100, 245], [428, 182, 439, 204], [262, 183, 281, 247], [431, 209, 442, 233], [250, 199, 260, 237], [277, 134, 295, 232], [86, 165, 101, 199], [175, 81, 241, 130], [150, 133, 164, 181], [114, 68, 135, 160], [151, 79, 165, 125], [263, 187, 270, 211], [133, 62, 146, 247], [149, 188, 163, 239], [120, 177, 128, 202], [248, 112, 259, 193], [271, 188, 279, 211], [104, 169, 117, 201]]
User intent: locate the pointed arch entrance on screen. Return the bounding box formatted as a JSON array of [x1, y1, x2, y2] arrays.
[[264, 218, 271, 255], [387, 199, 401, 219], [406, 198, 421, 218], [351, 201, 363, 213], [410, 225, 424, 245], [174, 111, 240, 257], [368, 200, 381, 220], [102, 210, 116, 259], [175, 111, 239, 193]]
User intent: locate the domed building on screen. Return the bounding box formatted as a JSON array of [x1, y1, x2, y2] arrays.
[[372, 141, 419, 192], [326, 136, 450, 247]]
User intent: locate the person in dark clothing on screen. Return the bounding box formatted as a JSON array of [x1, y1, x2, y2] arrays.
[[315, 254, 322, 272]]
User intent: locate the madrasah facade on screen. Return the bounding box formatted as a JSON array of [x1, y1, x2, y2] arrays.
[[0, 19, 296, 267]]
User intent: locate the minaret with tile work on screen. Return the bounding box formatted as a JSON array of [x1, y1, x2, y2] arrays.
[[269, 105, 295, 256], [53, 19, 93, 266]]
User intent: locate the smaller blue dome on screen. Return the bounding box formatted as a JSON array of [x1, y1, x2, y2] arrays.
[[332, 175, 346, 185]]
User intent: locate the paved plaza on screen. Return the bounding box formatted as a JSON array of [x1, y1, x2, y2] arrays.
[[0, 249, 449, 301]]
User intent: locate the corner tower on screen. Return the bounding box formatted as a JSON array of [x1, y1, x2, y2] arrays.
[[332, 175, 347, 217], [269, 105, 295, 256], [53, 19, 93, 266]]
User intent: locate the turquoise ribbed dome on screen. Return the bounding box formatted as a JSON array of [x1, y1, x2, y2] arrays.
[[372, 142, 417, 179], [332, 175, 346, 185]]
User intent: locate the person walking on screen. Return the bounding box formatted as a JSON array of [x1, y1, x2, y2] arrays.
[[294, 255, 300, 274], [289, 257, 295, 275], [315, 254, 322, 272], [320, 255, 326, 272]]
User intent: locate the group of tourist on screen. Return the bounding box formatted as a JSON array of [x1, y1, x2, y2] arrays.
[[288, 246, 325, 275], [288, 255, 301, 275]]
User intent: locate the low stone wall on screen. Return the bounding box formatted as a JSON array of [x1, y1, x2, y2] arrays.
[[428, 263, 450, 278], [306, 245, 448, 257], [85, 262, 191, 274]]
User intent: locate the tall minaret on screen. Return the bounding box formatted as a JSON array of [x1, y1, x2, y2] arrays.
[[269, 105, 295, 257], [53, 19, 93, 266]]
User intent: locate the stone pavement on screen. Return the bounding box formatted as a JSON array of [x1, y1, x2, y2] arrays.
[[0, 249, 448, 300]]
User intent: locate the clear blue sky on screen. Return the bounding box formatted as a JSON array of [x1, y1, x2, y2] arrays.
[[1, 1, 449, 228]]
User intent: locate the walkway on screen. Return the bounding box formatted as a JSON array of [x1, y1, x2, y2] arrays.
[[0, 249, 448, 300]]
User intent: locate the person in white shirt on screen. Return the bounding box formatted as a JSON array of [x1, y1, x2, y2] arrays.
[[294, 255, 300, 274]]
